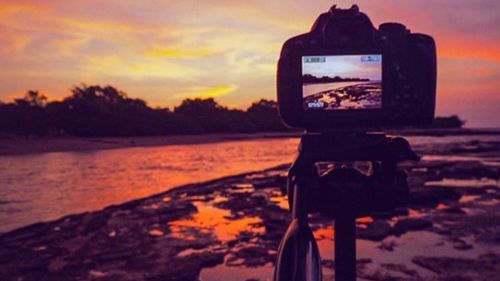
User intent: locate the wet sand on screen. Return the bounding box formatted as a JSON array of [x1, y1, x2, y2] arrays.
[[0, 134, 499, 281]]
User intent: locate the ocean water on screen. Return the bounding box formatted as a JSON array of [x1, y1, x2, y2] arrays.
[[0, 134, 498, 233], [0, 138, 300, 233]]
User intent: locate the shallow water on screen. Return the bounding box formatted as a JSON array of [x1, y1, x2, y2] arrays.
[[0, 138, 300, 233], [168, 200, 265, 242], [200, 200, 500, 281], [0, 134, 498, 233], [425, 178, 499, 188], [0, 133, 499, 281]]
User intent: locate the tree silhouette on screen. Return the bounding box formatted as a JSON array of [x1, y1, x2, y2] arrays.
[[174, 98, 255, 133], [0, 90, 49, 135], [14, 90, 48, 107], [57, 85, 172, 136], [247, 99, 287, 131], [0, 84, 463, 137]]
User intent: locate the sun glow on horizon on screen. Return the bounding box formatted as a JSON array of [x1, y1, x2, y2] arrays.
[[173, 84, 239, 100]]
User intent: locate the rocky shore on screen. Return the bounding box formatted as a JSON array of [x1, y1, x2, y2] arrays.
[[0, 136, 499, 281]]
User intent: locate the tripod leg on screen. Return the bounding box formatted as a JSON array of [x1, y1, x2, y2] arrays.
[[273, 182, 322, 281], [335, 216, 356, 281]]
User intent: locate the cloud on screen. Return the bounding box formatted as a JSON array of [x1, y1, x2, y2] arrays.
[[145, 47, 216, 59], [0, 0, 499, 126], [81, 55, 205, 81], [173, 85, 238, 100]]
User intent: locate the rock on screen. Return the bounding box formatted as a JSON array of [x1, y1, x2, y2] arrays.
[[226, 246, 272, 267], [440, 206, 466, 214], [215, 193, 268, 214], [320, 258, 370, 270], [357, 258, 372, 264], [380, 263, 418, 276], [453, 242, 473, 250], [410, 186, 461, 207], [358, 266, 411, 281], [378, 240, 397, 251], [448, 237, 474, 251], [412, 253, 500, 281], [250, 175, 287, 190], [393, 218, 433, 235], [181, 184, 221, 197], [357, 220, 392, 241], [450, 141, 498, 154], [146, 252, 225, 281]]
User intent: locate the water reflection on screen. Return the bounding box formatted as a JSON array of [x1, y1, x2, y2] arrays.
[[425, 178, 499, 188], [0, 138, 299, 233], [2, 134, 499, 233], [422, 155, 500, 167], [1, 134, 499, 280], [168, 200, 265, 242]]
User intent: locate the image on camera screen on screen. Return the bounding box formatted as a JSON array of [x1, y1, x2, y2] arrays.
[[302, 54, 382, 110]]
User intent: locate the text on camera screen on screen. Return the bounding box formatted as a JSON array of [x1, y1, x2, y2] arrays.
[[302, 54, 382, 110]]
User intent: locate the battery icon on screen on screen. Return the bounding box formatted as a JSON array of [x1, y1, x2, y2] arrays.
[[304, 57, 326, 63], [361, 55, 381, 62]]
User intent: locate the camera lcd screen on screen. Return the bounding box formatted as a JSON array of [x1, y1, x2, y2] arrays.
[[302, 54, 382, 110]]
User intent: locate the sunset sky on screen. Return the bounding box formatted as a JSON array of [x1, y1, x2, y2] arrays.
[[0, 0, 499, 127]]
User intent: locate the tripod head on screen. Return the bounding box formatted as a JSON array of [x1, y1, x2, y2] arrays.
[[288, 132, 418, 218]]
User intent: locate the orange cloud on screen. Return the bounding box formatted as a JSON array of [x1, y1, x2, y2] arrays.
[[438, 42, 500, 62], [145, 47, 216, 59], [174, 85, 238, 100]]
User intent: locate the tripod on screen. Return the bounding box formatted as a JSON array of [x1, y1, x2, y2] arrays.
[[273, 132, 419, 281]]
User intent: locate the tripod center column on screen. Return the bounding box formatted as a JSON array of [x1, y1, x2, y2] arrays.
[[335, 215, 357, 281]]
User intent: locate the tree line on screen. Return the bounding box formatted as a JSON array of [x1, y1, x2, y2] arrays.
[[302, 74, 370, 84], [0, 85, 289, 137], [0, 84, 464, 137]]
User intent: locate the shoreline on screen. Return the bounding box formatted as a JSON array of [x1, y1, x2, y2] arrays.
[[0, 163, 291, 235], [0, 132, 301, 156], [0, 135, 498, 281], [0, 128, 499, 156]]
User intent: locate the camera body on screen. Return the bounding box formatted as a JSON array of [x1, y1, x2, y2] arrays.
[[277, 5, 436, 131]]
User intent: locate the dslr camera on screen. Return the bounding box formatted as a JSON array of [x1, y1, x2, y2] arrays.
[[277, 5, 436, 130]]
